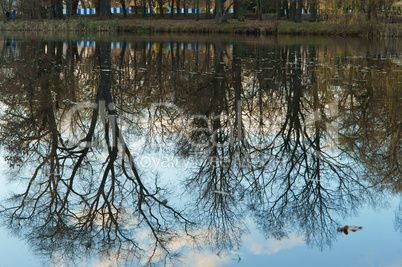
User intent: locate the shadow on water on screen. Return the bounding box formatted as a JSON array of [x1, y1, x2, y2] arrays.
[[0, 34, 400, 266]]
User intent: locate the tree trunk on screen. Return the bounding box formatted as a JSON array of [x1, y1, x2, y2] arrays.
[[148, 0, 153, 17], [233, 0, 239, 19], [120, 0, 127, 17], [67, 0, 73, 17], [384, 8, 389, 23], [215, 0, 225, 23], [276, 0, 281, 20], [177, 0, 181, 15], [74, 0, 80, 15], [48, 5, 55, 19], [367, 0, 377, 21], [142, 0, 146, 16], [295, 0, 302, 22], [310, 0, 317, 22], [95, 0, 100, 15], [68, 0, 80, 16], [158, 0, 164, 17], [170, 0, 174, 18], [195, 0, 199, 20], [257, 0, 262, 20], [206, 0, 210, 19], [283, 0, 289, 19], [100, 0, 111, 19], [207, 0, 212, 19], [37, 4, 42, 19], [56, 0, 63, 19], [290, 0, 296, 21], [80, 0, 86, 9], [133, 0, 137, 14]]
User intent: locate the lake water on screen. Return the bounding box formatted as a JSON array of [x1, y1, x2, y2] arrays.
[[0, 33, 401, 267]]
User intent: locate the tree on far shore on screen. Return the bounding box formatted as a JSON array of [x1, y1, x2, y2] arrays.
[[100, 0, 111, 18], [216, 0, 226, 23], [4, 0, 401, 23]]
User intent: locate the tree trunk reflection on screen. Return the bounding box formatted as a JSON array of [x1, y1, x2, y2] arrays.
[[0, 36, 400, 265]]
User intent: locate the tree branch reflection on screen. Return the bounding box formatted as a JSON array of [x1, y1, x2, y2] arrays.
[[0, 40, 193, 266], [0, 37, 400, 264]]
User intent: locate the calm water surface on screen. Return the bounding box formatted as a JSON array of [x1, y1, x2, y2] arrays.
[[0, 33, 401, 267]]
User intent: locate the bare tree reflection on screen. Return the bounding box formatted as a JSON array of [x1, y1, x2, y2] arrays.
[[336, 53, 401, 193], [0, 41, 193, 266], [0, 37, 400, 264], [395, 201, 402, 235], [245, 44, 376, 249], [177, 42, 248, 252]]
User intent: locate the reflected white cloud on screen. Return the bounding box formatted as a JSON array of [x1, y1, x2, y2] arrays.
[[244, 230, 304, 256], [87, 261, 117, 267], [184, 251, 231, 267], [266, 236, 305, 254]]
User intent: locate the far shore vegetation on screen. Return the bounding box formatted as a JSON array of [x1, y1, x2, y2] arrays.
[[0, 0, 401, 36]]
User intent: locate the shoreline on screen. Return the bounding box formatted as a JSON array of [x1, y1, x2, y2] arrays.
[[1, 18, 401, 37]]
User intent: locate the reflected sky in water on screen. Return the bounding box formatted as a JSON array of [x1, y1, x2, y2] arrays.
[[0, 33, 401, 267]]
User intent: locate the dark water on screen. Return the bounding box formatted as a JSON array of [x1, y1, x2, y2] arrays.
[[0, 34, 401, 267]]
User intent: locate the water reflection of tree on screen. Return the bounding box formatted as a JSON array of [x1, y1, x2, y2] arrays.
[[178, 41, 248, 252], [336, 54, 401, 193], [0, 41, 193, 266], [248, 45, 355, 248], [0, 37, 400, 263], [395, 201, 402, 235], [250, 44, 400, 248], [171, 42, 397, 250], [131, 40, 400, 252]]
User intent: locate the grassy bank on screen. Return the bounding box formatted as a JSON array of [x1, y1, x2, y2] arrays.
[[0, 17, 401, 37]]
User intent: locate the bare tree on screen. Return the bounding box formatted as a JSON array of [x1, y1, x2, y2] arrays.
[[100, 0, 111, 18], [310, 0, 317, 22], [119, 0, 127, 17], [216, 0, 227, 23]]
